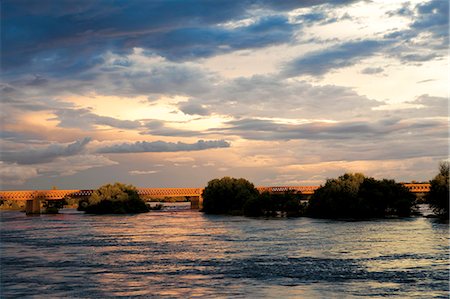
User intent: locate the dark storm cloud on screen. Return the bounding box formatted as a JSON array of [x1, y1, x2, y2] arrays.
[[1, 137, 92, 164], [97, 139, 230, 153], [282, 40, 387, 77], [2, 0, 357, 78]]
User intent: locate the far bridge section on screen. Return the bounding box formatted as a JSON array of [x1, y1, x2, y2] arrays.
[[138, 188, 203, 209], [0, 188, 204, 214], [402, 183, 430, 193], [257, 186, 319, 195], [0, 183, 430, 214], [402, 183, 430, 202]]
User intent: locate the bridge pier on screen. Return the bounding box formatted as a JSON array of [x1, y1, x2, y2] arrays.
[[25, 198, 41, 215], [190, 195, 203, 210]]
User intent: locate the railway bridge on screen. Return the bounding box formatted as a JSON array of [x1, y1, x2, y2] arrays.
[[0, 183, 430, 214]]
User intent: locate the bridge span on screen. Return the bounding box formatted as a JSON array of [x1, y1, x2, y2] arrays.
[[0, 183, 430, 214]]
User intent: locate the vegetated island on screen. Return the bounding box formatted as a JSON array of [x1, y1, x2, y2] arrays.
[[201, 174, 415, 219], [201, 177, 305, 217], [76, 162, 448, 219], [202, 162, 449, 220], [426, 161, 449, 219], [79, 182, 150, 214]]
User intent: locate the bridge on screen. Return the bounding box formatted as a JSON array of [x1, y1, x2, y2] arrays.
[[0, 183, 430, 214]]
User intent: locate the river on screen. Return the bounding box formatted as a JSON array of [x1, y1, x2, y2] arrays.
[[0, 204, 448, 298]]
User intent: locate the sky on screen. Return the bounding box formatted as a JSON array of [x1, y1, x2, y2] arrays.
[[1, 0, 448, 190]]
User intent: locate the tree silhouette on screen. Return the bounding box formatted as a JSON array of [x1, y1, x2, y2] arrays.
[[84, 182, 149, 214], [202, 177, 259, 215], [308, 173, 415, 218], [427, 162, 449, 218]]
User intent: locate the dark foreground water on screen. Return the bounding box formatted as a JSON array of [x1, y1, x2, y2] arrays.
[[1, 205, 448, 298]]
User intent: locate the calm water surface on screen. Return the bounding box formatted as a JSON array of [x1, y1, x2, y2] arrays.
[[1, 205, 448, 298]]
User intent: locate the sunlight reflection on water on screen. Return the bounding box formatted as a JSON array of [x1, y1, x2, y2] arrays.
[[0, 206, 448, 298]]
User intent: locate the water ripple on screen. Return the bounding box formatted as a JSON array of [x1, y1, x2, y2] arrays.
[[1, 208, 448, 298]]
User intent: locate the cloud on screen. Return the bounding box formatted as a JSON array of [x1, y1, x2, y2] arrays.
[[178, 101, 210, 116], [0, 162, 38, 186], [184, 74, 382, 120], [412, 0, 449, 41], [282, 2, 447, 76], [0, 131, 47, 144], [140, 120, 203, 137], [2, 96, 74, 113], [403, 94, 449, 118], [282, 40, 387, 77], [37, 154, 118, 177], [97, 139, 230, 153], [1, 137, 92, 164], [361, 67, 383, 74], [257, 0, 358, 11], [2, 0, 361, 80], [165, 157, 195, 163], [383, 1, 448, 64], [109, 61, 215, 96], [139, 15, 298, 62], [0, 154, 118, 185], [0, 2, 297, 77], [0, 0, 447, 189], [398, 53, 438, 63], [217, 117, 447, 141], [275, 156, 443, 185], [129, 170, 159, 175], [53, 108, 141, 130]]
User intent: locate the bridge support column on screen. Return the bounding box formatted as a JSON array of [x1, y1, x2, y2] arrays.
[[190, 197, 199, 209], [190, 195, 203, 210], [199, 194, 203, 210], [25, 198, 41, 215]]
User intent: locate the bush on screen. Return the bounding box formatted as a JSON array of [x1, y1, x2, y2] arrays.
[[84, 182, 149, 214], [243, 196, 263, 216], [283, 198, 304, 217], [259, 191, 304, 217], [202, 177, 259, 215], [307, 173, 416, 219], [427, 162, 449, 218]]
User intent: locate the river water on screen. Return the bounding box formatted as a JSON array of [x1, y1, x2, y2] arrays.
[[1, 205, 448, 298]]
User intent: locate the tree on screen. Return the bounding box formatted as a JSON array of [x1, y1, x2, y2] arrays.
[[258, 191, 304, 217], [427, 162, 449, 218], [243, 196, 263, 217], [307, 173, 416, 218], [242, 190, 302, 217], [202, 177, 259, 215], [307, 173, 365, 218], [84, 182, 149, 214]]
